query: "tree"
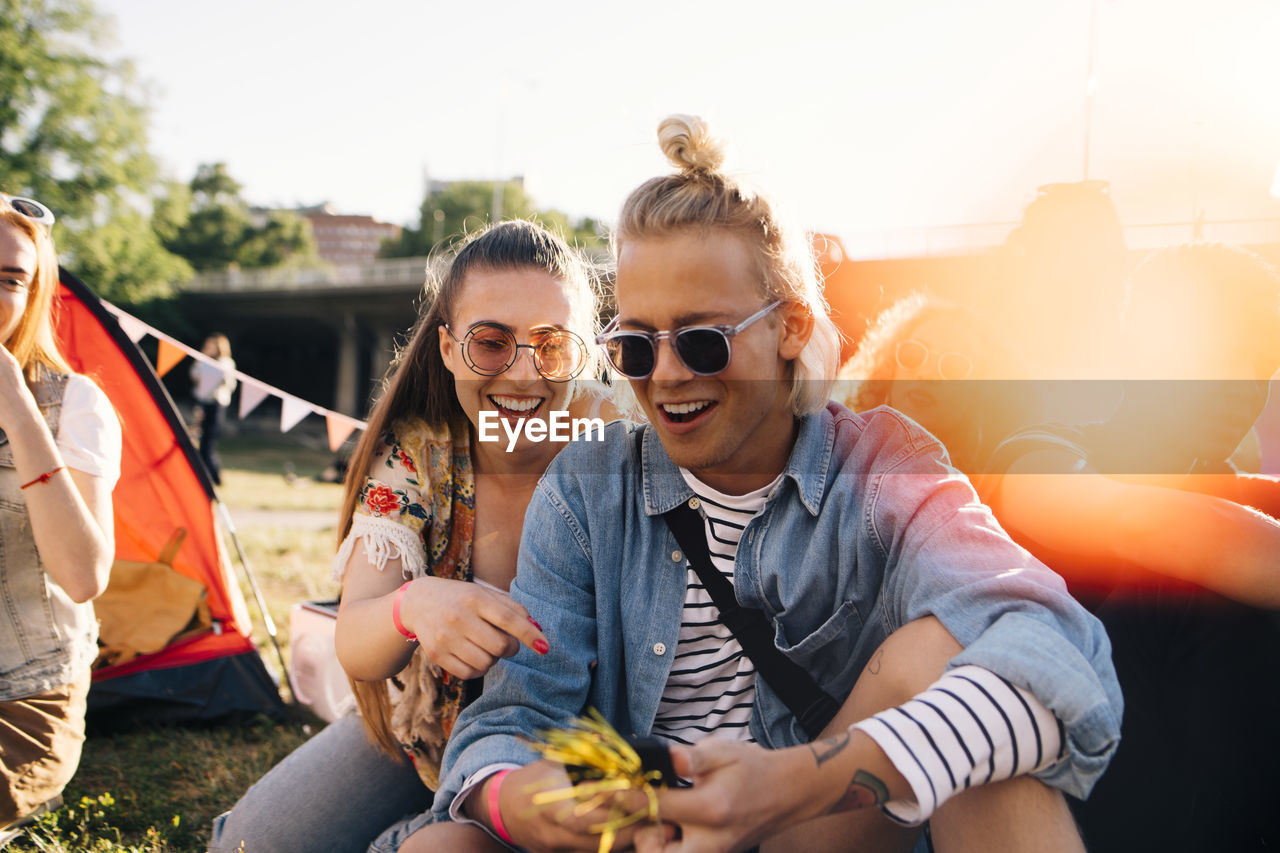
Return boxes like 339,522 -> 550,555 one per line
158,163 -> 318,271
381,180 -> 606,258
0,0 -> 191,302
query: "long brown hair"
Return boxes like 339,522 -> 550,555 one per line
0,201 -> 72,381
342,219 -> 599,755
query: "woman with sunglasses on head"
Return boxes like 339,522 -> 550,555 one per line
209,219 -> 616,853
839,293 -> 1032,476
0,195 -> 120,840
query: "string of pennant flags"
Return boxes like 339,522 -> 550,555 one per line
100,302 -> 368,453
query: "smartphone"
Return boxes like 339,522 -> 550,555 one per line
627,736 -> 678,787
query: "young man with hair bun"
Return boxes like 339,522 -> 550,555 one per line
416,117 -> 1121,853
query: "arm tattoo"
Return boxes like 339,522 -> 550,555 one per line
830,770 -> 890,813
867,648 -> 884,675
808,730 -> 851,767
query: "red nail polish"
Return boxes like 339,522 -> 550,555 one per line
533,639 -> 549,655
529,617 -> 542,631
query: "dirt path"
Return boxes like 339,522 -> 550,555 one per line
226,508 -> 337,531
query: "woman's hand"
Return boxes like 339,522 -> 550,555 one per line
0,343 -> 40,433
0,351 -> 115,601
336,538 -> 548,683
400,575 -> 548,679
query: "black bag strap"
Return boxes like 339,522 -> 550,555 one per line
660,497 -> 840,739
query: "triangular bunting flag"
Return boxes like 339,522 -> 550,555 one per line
156,340 -> 187,377
326,415 -> 359,452
280,396 -> 311,433
115,313 -> 149,343
238,380 -> 270,419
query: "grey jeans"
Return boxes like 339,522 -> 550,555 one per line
208,713 -> 436,853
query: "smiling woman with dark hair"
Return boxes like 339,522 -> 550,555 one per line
209,220 -> 616,853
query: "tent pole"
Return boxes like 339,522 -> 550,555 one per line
216,501 -> 295,701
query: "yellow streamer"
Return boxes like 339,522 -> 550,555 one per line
524,709 -> 668,853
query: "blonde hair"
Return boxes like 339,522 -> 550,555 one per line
0,200 -> 72,381
613,115 -> 840,415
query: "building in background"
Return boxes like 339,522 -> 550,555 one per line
296,203 -> 401,266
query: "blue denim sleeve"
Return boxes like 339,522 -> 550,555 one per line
866,414 -> 1123,800
432,478 -> 599,820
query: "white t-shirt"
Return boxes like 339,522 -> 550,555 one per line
57,374 -> 123,489
191,357 -> 237,407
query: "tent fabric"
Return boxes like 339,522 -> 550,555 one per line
52,270 -> 283,724
85,654 -> 284,733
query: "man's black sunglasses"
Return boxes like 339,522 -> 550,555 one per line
595,300 -> 782,380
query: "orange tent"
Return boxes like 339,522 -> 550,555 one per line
54,270 -> 283,728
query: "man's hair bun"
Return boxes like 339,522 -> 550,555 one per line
657,114 -> 725,175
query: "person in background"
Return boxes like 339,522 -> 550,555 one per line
838,293 -> 1034,475
190,334 -> 236,487
984,180 -> 1130,381
844,248 -> 1280,851
0,194 -> 120,842
982,243 -> 1280,852
209,219 -> 615,853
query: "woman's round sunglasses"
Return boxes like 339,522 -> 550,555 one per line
895,339 -> 973,380
595,300 -> 782,380
0,193 -> 55,227
445,322 -> 588,382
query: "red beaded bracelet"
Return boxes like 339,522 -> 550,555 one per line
488,768 -> 516,845
20,466 -> 65,490
392,580 -> 418,643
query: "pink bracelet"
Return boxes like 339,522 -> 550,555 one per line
391,581 -> 417,642
488,768 -> 515,845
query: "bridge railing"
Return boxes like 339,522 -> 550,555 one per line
186,218 -> 1280,291
185,256 -> 432,293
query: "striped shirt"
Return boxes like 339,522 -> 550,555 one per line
650,470 -> 780,747
852,664 -> 1066,825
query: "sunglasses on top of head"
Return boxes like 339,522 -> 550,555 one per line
444,322 -> 588,382
595,300 -> 782,380
894,339 -> 973,380
0,193 -> 55,228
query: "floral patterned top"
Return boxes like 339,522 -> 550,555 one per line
332,415 -> 476,789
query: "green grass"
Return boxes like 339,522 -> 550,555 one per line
15,720 -> 314,852
9,433 -> 346,853
216,435 -> 347,512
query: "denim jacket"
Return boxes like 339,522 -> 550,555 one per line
435,403 -> 1122,814
0,370 -> 98,699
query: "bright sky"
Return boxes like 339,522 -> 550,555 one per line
96,0 -> 1280,257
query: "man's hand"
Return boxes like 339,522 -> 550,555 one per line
468,759 -> 658,852
632,740 -> 816,853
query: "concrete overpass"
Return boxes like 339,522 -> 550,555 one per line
178,216 -> 1280,418
181,257 -> 431,417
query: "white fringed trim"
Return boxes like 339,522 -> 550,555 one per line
331,514 -> 427,582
